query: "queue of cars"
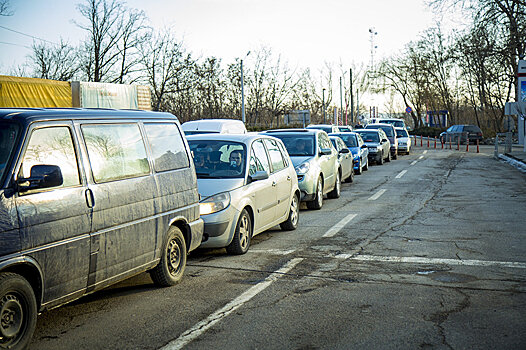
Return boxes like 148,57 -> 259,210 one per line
0,110 -> 410,349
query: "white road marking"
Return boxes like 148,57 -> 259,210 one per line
368,189 -> 386,201
250,249 -> 296,255
349,255 -> 526,269
395,170 -> 408,179
418,155 -> 424,160
423,150 -> 428,154
410,160 -> 418,166
160,258 -> 304,350
334,253 -> 354,259
322,213 -> 358,238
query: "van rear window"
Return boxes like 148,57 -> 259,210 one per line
144,123 -> 189,172
82,123 -> 150,183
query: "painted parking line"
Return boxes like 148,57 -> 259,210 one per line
368,189 -> 386,201
160,258 -> 304,350
423,150 -> 428,154
349,255 -> 526,269
395,170 -> 408,179
410,160 -> 418,166
322,213 -> 358,238
418,155 -> 424,160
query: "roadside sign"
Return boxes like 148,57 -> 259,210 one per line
405,106 -> 412,114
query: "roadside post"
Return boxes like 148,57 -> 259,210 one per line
477,139 -> 480,153
434,137 -> 437,149
420,135 -> 423,147
427,136 -> 430,148
466,132 -> 469,152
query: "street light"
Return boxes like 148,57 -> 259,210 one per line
241,51 -> 251,124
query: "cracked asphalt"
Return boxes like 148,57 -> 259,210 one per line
30,145 -> 526,350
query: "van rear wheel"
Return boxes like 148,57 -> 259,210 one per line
0,272 -> 37,350
150,227 -> 187,286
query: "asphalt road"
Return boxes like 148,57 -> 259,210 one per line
30,145 -> 526,350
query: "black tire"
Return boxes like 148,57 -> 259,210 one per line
355,161 -> 362,175
150,226 -> 187,286
346,168 -> 355,183
307,176 -> 323,210
393,151 -> 398,160
378,153 -> 384,165
0,272 -> 37,350
386,151 -> 391,162
226,209 -> 252,255
363,158 -> 369,171
280,193 -> 299,230
328,171 -> 341,199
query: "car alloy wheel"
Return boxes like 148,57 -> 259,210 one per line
227,209 -> 252,254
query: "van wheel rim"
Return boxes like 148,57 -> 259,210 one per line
167,239 -> 182,275
239,215 -> 250,249
0,294 -> 23,339
290,196 -> 299,226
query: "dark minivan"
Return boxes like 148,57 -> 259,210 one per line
0,108 -> 203,349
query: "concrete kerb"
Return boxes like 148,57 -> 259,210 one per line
498,153 -> 526,173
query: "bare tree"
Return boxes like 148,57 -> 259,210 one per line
29,40 -> 79,81
0,0 -> 12,16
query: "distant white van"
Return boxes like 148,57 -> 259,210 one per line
182,119 -> 247,135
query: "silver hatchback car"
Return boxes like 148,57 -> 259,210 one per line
262,129 -> 340,210
187,134 -> 300,255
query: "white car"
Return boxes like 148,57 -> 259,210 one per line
182,118 -> 247,135
395,127 -> 411,155
187,133 -> 300,254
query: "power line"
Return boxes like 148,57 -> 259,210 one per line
0,25 -> 59,46
0,41 -> 32,49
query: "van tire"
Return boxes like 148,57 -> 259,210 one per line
0,272 -> 37,350
280,193 -> 300,231
150,227 -> 187,286
226,209 -> 252,255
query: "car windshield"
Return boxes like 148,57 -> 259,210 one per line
357,131 -> 379,143
188,140 -> 246,178
0,122 -> 19,182
396,129 -> 409,138
307,125 -> 332,133
337,134 -> 358,147
271,135 -> 315,156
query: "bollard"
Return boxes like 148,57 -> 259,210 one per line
420,135 -> 423,147
427,136 -> 430,147
466,139 -> 469,152
434,137 -> 437,149
456,138 -> 460,150
441,137 -> 444,149
449,138 -> 452,149
476,139 -> 479,153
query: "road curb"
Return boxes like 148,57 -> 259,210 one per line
498,154 -> 526,173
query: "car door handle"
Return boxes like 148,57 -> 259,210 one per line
272,181 -> 277,187
85,189 -> 95,208
287,176 -> 291,181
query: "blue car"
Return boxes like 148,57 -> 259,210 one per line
329,132 -> 369,174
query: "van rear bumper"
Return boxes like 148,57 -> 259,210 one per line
188,218 -> 204,252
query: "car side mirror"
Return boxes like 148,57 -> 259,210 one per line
339,148 -> 350,154
361,144 -> 367,149
382,138 -> 388,143
17,164 -> 63,192
248,170 -> 269,183
320,148 -> 332,156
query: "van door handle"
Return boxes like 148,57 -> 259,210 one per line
85,189 -> 95,208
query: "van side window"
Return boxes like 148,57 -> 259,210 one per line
263,138 -> 286,173
144,123 -> 189,172
249,139 -> 270,176
82,123 -> 150,183
18,126 -> 80,189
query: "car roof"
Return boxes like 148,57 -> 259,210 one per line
328,131 -> 358,137
186,133 -> 279,143
0,108 -> 177,124
263,128 -> 320,135
366,123 -> 394,128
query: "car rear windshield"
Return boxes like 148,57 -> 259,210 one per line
396,129 -> 409,138
270,134 -> 315,156
356,131 -> 379,143
380,120 -> 405,128
0,122 -> 19,182
184,130 -> 220,135
366,125 -> 394,137
337,134 -> 358,147
188,140 -> 246,178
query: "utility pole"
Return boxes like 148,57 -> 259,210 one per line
340,76 -> 343,126
350,68 -> 354,125
322,88 -> 326,124
240,51 -> 250,124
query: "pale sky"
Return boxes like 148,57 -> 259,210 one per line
0,0 -> 445,73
